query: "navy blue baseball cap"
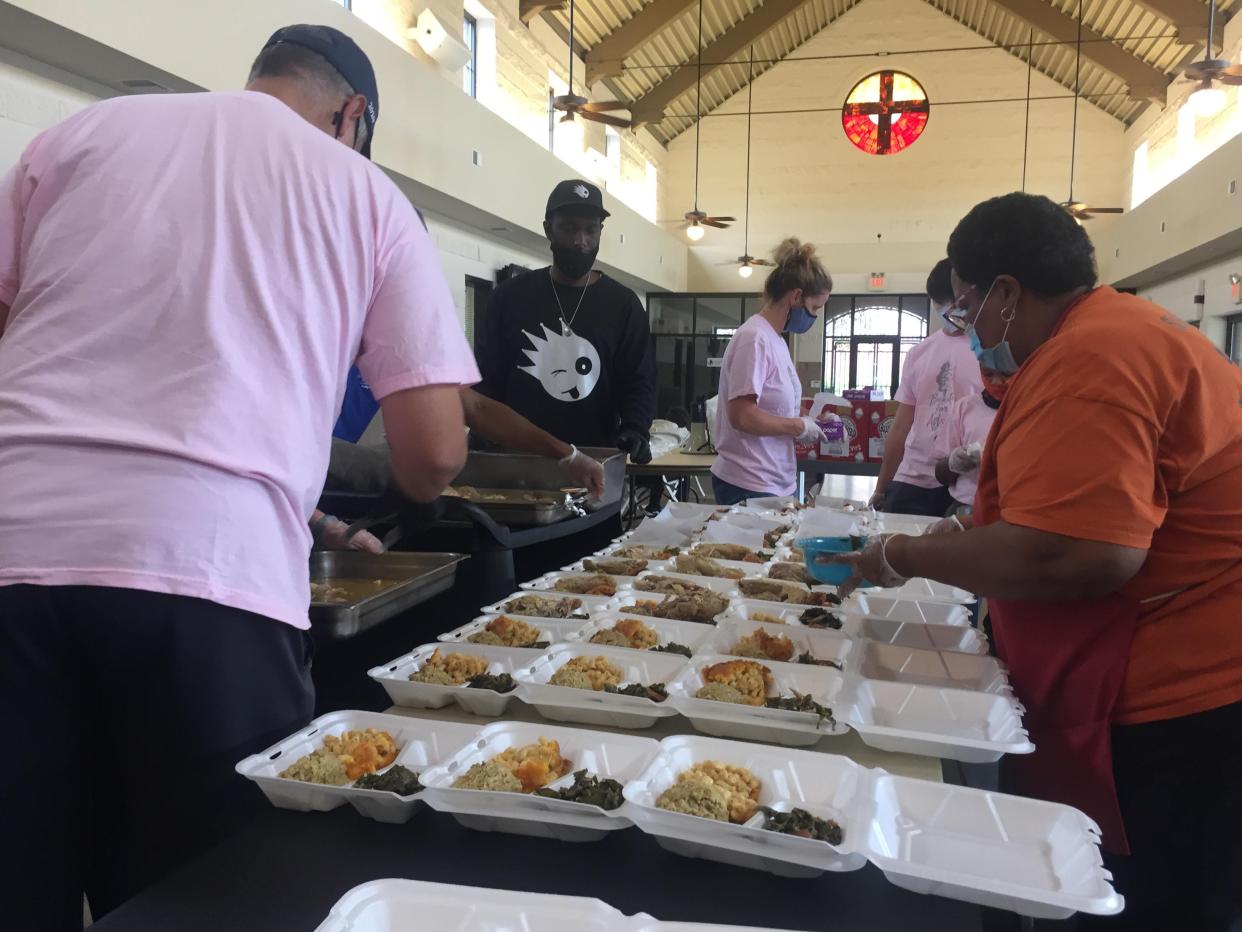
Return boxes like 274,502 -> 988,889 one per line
262,24 -> 379,159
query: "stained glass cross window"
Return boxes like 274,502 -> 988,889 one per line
842,71 -> 930,156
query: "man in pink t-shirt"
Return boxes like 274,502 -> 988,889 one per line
0,26 -> 479,924
935,374 -> 1002,516
872,259 -> 981,516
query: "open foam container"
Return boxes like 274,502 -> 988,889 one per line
514,642 -> 688,729
480,590 -> 610,617
628,569 -> 741,597
418,720 -> 659,842
624,734 -> 1122,918
369,642 -> 543,716
437,614 -> 587,646
567,611 -> 718,655
315,878 -> 800,932
235,710 -> 478,824
521,570 -> 635,596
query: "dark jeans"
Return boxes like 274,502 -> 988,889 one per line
710,474 -> 771,507
994,698 -> 1242,931
879,479 -> 954,517
0,584 -> 315,931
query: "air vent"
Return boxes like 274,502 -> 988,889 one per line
121,78 -> 170,92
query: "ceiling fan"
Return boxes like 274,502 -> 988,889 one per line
716,46 -> 774,277
663,1 -> 733,240
1060,1 -> 1123,221
1176,0 -> 1242,117
550,0 -> 633,128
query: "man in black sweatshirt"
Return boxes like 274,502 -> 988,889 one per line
474,180 -> 656,465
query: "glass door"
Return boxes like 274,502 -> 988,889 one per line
850,338 -> 899,395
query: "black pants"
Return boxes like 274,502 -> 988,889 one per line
1081,699 -> 1242,931
0,585 -> 315,931
711,474 -> 771,507
879,479 -> 953,517
994,699 -> 1242,932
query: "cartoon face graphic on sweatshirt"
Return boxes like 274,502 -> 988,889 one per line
518,323 -> 601,402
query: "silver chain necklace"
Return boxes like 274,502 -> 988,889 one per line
549,267 -> 594,337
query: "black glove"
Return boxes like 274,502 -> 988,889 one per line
617,428 -> 652,465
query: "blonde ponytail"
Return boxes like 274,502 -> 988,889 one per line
764,237 -> 833,301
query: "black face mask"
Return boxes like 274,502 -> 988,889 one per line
982,389 -> 1002,410
551,244 -> 597,280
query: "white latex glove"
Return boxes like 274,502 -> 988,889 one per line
947,442 -> 983,474
867,490 -> 886,509
795,416 -> 827,444
558,445 -> 606,500
816,533 -> 909,598
922,514 -> 966,536
318,516 -> 384,554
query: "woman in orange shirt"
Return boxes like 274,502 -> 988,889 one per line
833,193 -> 1242,930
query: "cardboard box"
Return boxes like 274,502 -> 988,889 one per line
867,400 -> 902,463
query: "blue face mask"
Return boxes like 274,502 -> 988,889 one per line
965,282 -> 1020,376
784,304 -> 818,334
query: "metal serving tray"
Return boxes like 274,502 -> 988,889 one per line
449,448 -> 627,525
308,551 -> 467,640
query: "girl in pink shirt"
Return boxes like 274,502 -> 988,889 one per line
711,239 -> 834,505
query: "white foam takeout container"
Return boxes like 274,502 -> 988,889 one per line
838,677 -> 1034,764
708,617 -> 854,669
437,614 -> 585,646
621,735 -> 1122,919
666,652 -> 851,747
418,720 -> 660,842
235,710 -> 478,824
313,878 -> 803,932
864,773 -> 1123,919
846,593 -> 973,626
562,556 -> 673,576
838,577 -> 976,605
480,590 -> 611,618
846,641 -> 1011,695
627,570 -> 741,598
368,642 -> 542,717
567,611 -> 717,655
515,643 -> 688,729
521,570 -> 634,596
852,617 -> 988,654
622,734 -> 871,877
663,554 -> 757,581
723,597 -> 850,631
602,592 -> 733,626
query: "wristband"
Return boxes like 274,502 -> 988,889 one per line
310,513 -> 336,541
557,444 -> 580,467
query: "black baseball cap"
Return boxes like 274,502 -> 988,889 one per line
545,180 -> 610,220
262,24 -> 379,159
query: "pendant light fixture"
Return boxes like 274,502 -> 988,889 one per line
722,45 -> 775,277
679,0 -> 733,239
1061,1 -> 1123,221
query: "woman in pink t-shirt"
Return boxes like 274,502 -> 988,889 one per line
711,239 -> 835,505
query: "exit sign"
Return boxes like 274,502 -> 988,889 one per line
867,272 -> 886,292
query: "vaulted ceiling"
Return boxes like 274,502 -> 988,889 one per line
527,0 -> 1237,144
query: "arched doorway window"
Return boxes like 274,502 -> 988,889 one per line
823,296 -> 929,396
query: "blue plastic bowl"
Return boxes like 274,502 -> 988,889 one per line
798,536 -> 872,587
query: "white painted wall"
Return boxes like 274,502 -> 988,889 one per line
661,0 -> 1126,293
1133,252 -> 1242,350
0,49 -> 106,170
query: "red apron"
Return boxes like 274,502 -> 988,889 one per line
985,595 -> 1136,854
973,322 -> 1137,854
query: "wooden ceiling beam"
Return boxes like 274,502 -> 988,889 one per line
628,0 -> 813,124
981,0 -> 1170,101
1127,0 -> 1210,43
585,0 -> 701,83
